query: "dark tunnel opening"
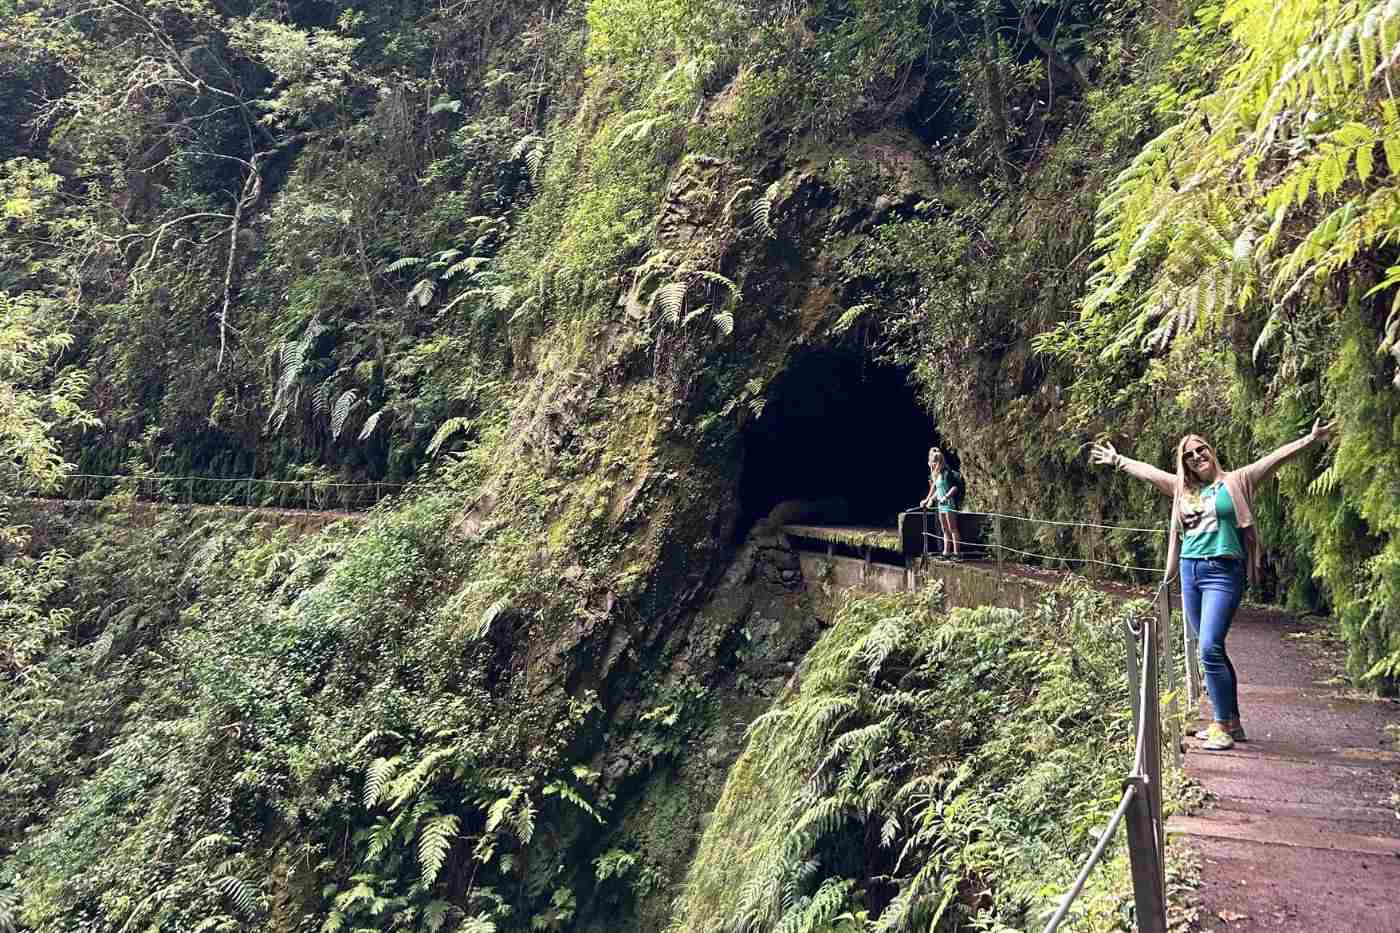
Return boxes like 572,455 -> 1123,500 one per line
737,350 -> 942,541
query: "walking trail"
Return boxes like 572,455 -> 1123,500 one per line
1170,605 -> 1400,932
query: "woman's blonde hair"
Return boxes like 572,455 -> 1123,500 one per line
1175,434 -> 1223,492
928,447 -> 944,473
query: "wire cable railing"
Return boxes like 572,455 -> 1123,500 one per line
8,472 -> 405,513
898,506 -> 1198,932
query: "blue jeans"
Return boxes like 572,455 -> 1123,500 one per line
1181,557 -> 1246,722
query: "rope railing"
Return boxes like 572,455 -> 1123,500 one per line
9,471 -> 406,513
900,506 -> 1194,932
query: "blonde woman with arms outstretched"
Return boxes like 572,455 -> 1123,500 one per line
1090,420 -> 1334,750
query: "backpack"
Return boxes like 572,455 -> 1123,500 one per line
946,469 -> 966,510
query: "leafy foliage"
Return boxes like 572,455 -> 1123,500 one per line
672,584 -> 1174,933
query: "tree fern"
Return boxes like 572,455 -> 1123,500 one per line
1081,0 -> 1400,364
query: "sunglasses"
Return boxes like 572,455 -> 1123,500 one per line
1184,445 -> 1211,461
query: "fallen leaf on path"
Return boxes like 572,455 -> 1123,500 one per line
1217,910 -> 1247,923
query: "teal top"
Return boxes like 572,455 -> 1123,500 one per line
934,472 -> 956,513
1179,480 -> 1245,560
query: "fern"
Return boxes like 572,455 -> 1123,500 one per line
751,180 -> 781,238
611,111 -> 667,148
186,832 -> 234,857
364,755 -> 401,809
0,889 -> 20,933
331,390 -> 359,440
829,304 -> 872,336
312,379 -> 333,417
384,256 -> 425,274
510,134 -> 546,184
407,278 -> 436,308
650,281 -> 688,325
460,916 -> 498,933
217,875 -> 260,917
426,416 -> 472,457
385,747 -> 456,810
423,901 -> 455,933
357,408 -> 386,442
542,779 -> 602,823
191,917 -> 237,933
418,814 -> 460,886
1081,0 -> 1400,365
475,597 -> 509,638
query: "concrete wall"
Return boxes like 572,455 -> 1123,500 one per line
796,552 -> 1054,611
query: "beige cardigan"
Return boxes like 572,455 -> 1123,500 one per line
1116,434 -> 1319,585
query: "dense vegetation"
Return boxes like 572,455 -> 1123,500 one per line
2,0 -> 1398,929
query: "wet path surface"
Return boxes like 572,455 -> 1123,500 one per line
1171,607 -> 1400,932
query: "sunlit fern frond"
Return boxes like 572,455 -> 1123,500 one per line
364,755 -> 402,809
650,281 -> 689,326
510,134 -> 546,184
357,408 -> 386,442
751,180 -> 781,238
217,875 -> 261,917
384,256 -> 425,274
427,416 -> 472,457
331,390 -> 359,440
442,255 -> 491,280
407,278 -> 436,308
830,303 -> 872,336
418,814 -> 460,887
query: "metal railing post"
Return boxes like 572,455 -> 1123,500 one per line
1122,775 -> 1168,933
1124,618 -> 1141,743
1144,610 -> 1166,901
994,513 -> 1003,582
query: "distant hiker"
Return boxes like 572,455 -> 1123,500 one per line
1090,420 -> 1335,751
920,448 -> 963,561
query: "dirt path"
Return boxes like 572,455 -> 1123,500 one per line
1171,606 -> 1400,932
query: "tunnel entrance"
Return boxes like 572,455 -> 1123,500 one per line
737,349 -> 940,541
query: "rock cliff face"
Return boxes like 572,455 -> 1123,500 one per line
16,3 -> 1315,929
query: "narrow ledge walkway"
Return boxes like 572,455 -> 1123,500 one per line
1171,606 -> 1400,932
